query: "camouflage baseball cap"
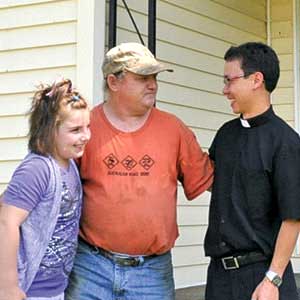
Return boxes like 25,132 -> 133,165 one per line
102,42 -> 173,78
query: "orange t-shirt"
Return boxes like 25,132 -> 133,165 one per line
79,105 -> 213,255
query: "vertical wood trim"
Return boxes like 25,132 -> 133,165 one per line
293,0 -> 300,132
267,0 -> 271,45
267,0 -> 274,104
77,0 -> 105,106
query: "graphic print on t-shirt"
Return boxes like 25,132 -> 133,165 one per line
104,153 -> 155,176
38,181 -> 80,277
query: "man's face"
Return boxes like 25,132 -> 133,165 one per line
222,60 -> 254,116
117,71 -> 158,114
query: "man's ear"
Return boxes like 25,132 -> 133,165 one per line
107,74 -> 121,92
253,71 -> 265,89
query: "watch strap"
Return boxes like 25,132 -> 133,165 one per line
265,270 -> 282,287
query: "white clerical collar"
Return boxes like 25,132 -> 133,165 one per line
240,118 -> 251,128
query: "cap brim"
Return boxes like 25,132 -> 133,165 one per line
125,63 -> 173,75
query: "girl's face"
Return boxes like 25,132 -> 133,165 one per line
54,109 -> 90,168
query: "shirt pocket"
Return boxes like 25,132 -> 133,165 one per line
236,166 -> 273,222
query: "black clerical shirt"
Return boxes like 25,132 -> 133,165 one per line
204,106 -> 300,258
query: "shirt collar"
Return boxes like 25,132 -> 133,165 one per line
239,106 -> 274,128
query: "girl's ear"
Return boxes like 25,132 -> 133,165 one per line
107,74 -> 121,92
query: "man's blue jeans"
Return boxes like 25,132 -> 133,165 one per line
65,239 -> 175,300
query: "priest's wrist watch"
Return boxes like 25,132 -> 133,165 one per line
265,270 -> 283,287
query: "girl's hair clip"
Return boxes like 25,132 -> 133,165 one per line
46,90 -> 54,97
46,76 -> 65,98
72,95 -> 80,101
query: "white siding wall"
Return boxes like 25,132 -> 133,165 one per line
0,0 -> 78,193
113,0 -> 267,288
271,0 -> 295,128
0,0 -> 104,194
271,0 -> 300,271
2,0 -> 297,291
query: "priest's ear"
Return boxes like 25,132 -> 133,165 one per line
252,71 -> 265,89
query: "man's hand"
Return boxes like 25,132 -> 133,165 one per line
251,277 -> 279,300
251,219 -> 299,300
0,285 -> 26,300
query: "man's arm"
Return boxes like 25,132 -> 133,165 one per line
251,219 -> 300,300
0,203 -> 28,300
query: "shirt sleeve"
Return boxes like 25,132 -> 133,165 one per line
209,135 -> 217,162
177,123 -> 214,200
3,157 -> 51,212
273,138 -> 300,220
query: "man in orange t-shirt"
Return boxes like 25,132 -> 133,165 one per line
66,42 -> 214,300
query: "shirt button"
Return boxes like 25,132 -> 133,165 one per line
220,241 -> 226,247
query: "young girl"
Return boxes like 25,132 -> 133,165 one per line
0,79 -> 90,300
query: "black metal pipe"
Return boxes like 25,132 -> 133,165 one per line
122,0 -> 145,45
148,0 -> 156,56
108,0 -> 117,49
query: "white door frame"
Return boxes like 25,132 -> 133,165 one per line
293,0 -> 300,133
77,0 -> 105,106
293,0 -> 300,258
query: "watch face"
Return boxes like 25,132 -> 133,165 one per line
273,276 -> 282,287
266,270 -> 282,287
